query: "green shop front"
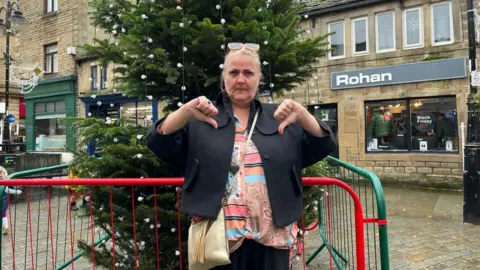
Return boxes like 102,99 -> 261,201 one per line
24,76 -> 76,154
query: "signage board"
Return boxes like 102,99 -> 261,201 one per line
331,57 -> 467,90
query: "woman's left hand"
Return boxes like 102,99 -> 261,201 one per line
274,99 -> 307,134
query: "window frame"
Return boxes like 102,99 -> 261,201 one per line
328,20 -> 346,60
352,17 -> 369,56
45,0 -> 58,14
91,65 -> 98,90
364,95 -> 458,154
375,11 -> 396,53
403,7 -> 424,49
100,66 -> 107,90
431,1 -> 454,46
44,43 -> 58,74
34,101 -> 66,115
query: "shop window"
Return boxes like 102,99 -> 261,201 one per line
35,118 -> 66,151
352,17 -> 368,55
34,100 -> 67,152
328,21 -> 345,59
403,7 -> 423,48
431,2 -> 453,46
121,101 -> 153,127
365,97 -> 458,153
375,11 -> 395,53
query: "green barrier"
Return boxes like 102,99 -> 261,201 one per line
55,234 -> 111,270
7,163 -> 70,179
306,156 -> 390,270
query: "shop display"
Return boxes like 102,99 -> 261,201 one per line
366,97 -> 458,153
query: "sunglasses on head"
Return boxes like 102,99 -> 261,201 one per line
227,42 -> 260,52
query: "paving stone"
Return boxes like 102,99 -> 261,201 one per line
2,185 -> 480,270
293,187 -> 480,270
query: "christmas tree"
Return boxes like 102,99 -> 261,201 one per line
69,0 -> 331,268
69,117 -> 189,269
69,117 -> 328,269
84,0 -> 328,110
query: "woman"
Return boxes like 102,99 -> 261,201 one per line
147,43 -> 336,270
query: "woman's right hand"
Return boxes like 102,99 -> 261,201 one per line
181,96 -> 219,129
157,96 -> 219,135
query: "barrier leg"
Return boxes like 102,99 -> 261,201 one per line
306,243 -> 325,265
331,245 -> 348,263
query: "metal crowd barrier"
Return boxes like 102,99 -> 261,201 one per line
303,156 -> 389,270
0,176 -> 376,270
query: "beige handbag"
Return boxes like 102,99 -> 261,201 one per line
188,110 -> 259,270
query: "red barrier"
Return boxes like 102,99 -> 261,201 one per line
0,177 -> 367,270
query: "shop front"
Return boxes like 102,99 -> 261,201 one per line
21,75 -> 77,166
24,76 -> 76,153
79,93 -> 160,155
322,57 -> 468,188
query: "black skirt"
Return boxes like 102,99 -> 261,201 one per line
211,239 -> 290,270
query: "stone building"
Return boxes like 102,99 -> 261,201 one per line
7,0 -> 162,161
9,0 -> 95,161
75,57 -> 163,157
293,0 -> 469,188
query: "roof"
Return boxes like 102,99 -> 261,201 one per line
306,0 -> 358,9
301,0 -> 391,15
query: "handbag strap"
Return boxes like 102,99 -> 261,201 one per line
224,109 -> 259,202
246,110 -> 259,146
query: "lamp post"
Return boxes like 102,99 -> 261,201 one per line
0,0 -> 24,145
464,0 -> 480,224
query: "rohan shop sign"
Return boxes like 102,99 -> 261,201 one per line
330,57 -> 467,90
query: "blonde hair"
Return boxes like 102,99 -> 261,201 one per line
220,47 -> 263,92
0,166 -> 8,179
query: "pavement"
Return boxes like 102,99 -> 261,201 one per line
297,186 -> 480,270
0,185 -> 479,269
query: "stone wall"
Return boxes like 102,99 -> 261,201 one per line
13,0 -> 80,76
282,0 -> 469,189
355,156 -> 463,189
11,0 -> 109,78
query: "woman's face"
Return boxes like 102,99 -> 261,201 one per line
224,55 -> 260,106
0,171 -> 6,179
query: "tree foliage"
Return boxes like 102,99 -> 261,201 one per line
69,0 -> 331,268
84,0 -> 328,110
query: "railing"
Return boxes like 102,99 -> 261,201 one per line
0,177 -> 374,270
8,163 -> 69,180
304,156 -> 389,270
